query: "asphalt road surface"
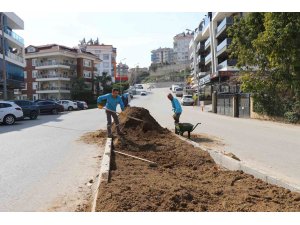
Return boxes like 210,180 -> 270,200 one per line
0,109 -> 107,211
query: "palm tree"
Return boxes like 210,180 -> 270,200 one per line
94,72 -> 112,95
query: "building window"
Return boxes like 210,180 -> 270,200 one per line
32,59 -> 37,66
32,82 -> 38,90
24,71 -> 27,79
27,47 -> 36,53
95,50 -> 101,54
84,59 -> 91,67
103,62 -> 110,68
22,83 -> 27,90
32,70 -> 38,78
83,70 -> 92,78
103,54 -> 109,60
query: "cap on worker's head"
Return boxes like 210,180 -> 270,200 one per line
167,93 -> 173,100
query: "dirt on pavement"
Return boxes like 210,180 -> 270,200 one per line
84,107 -> 300,212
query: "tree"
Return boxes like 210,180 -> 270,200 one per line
228,12 -> 300,117
94,72 -> 112,96
70,77 -> 94,103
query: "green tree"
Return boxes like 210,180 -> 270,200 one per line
228,12 -> 300,117
70,77 -> 94,103
94,72 -> 113,96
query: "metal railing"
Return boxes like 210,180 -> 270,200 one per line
36,74 -> 72,79
216,17 -> 234,37
4,29 -> 24,45
216,38 -> 232,53
205,38 -> 211,49
37,87 -> 70,91
217,59 -> 237,70
7,52 -> 24,63
205,53 -> 212,63
36,61 -> 75,67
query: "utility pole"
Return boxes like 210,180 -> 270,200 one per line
1,13 -> 7,100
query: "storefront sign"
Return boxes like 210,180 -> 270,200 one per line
199,74 -> 211,85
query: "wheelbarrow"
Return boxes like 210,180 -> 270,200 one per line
175,122 -> 201,139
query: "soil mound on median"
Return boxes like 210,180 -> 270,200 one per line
114,106 -> 166,133
94,107 -> 300,212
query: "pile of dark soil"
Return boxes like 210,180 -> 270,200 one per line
94,107 -> 300,212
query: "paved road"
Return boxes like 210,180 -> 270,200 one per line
132,87 -> 300,188
0,109 -> 107,211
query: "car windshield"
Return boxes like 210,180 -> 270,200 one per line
184,96 -> 192,99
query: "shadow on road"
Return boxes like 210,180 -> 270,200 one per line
0,113 -> 65,134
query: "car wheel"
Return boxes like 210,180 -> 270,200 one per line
4,115 -> 15,125
52,108 -> 58,115
68,106 -> 73,111
30,111 -> 38,120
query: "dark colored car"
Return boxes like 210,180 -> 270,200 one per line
11,100 -> 40,120
36,101 -> 64,114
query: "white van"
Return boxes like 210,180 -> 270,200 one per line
171,84 -> 180,93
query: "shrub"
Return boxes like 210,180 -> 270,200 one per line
284,111 -> 300,123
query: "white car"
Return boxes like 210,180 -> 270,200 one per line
0,101 -> 24,125
181,95 -> 194,106
175,87 -> 183,97
140,91 -> 147,96
57,100 -> 78,111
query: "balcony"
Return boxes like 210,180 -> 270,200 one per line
205,53 -> 212,65
204,38 -> 211,50
4,29 -> 24,45
217,59 -> 238,71
35,61 -> 73,70
197,55 -> 205,65
216,38 -> 232,57
196,43 -> 205,52
36,74 -> 72,81
215,17 -> 234,38
203,16 -> 210,31
7,51 -> 24,64
36,87 -> 70,94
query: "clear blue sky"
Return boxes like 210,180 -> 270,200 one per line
16,12 -> 205,68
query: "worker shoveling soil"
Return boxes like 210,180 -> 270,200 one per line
88,107 -> 300,212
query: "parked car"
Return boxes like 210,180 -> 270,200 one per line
0,101 -> 24,125
181,95 -> 194,106
36,101 -> 64,114
140,91 -> 147,96
34,99 -> 56,103
76,101 -> 88,110
10,100 -> 40,120
175,87 -> 183,97
56,100 -> 78,111
171,84 -> 180,93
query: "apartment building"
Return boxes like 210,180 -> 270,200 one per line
23,44 -> 100,100
173,32 -> 193,65
151,47 -> 174,65
0,12 -> 25,100
189,12 -> 244,94
85,44 -> 117,82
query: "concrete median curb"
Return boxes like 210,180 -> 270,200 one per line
91,137 -> 112,212
175,134 -> 300,193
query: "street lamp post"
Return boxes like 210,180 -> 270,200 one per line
1,13 -> 7,100
119,58 -> 126,93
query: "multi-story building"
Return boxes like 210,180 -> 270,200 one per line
22,44 -> 100,100
115,62 -> 129,82
173,32 -> 193,65
0,12 -> 25,100
151,47 -> 174,65
189,12 -> 245,94
85,44 -> 117,82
